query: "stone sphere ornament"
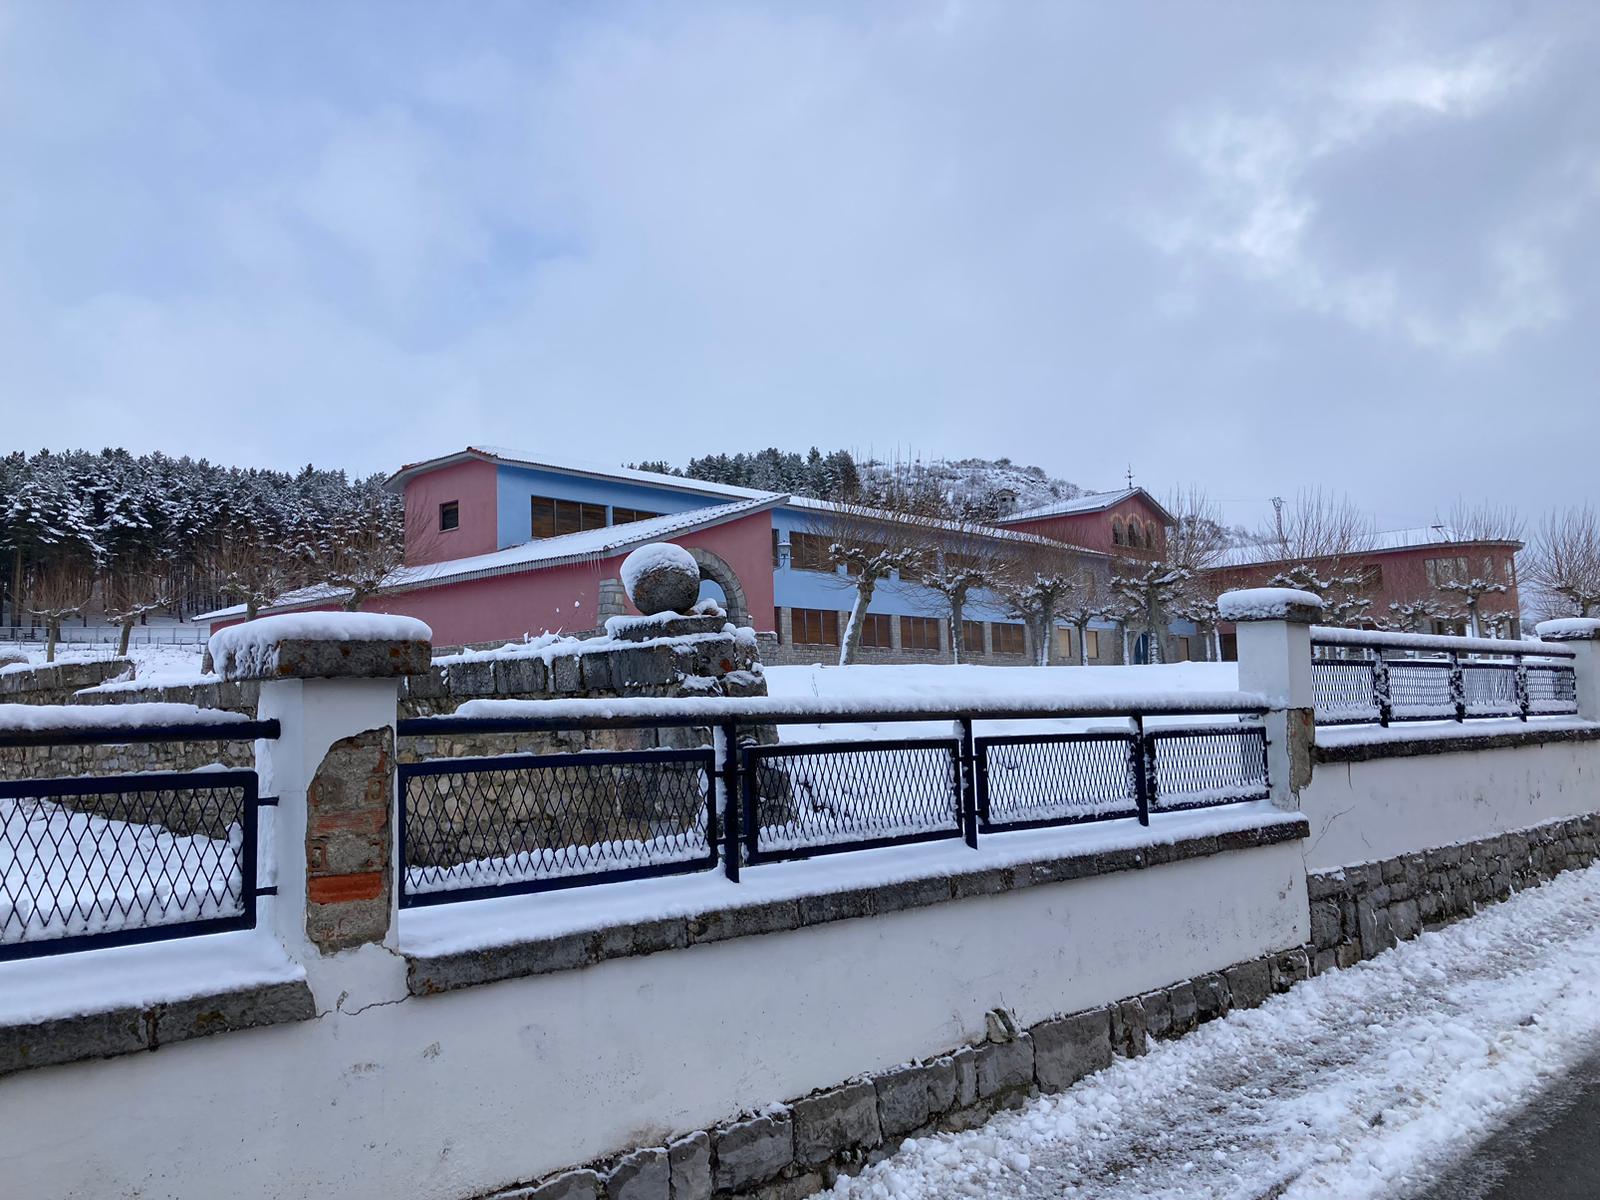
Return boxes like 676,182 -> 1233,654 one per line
620,542 -> 702,615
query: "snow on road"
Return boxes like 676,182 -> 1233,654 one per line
825,862 -> 1600,1200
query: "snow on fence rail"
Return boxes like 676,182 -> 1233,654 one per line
1308,626 -> 1578,728
394,698 -> 1273,904
0,715 -> 274,960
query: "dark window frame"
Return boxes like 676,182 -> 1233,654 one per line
438,501 -> 460,532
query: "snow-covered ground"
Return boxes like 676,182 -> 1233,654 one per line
825,862 -> 1600,1200
0,637 -> 208,686
763,662 -> 1242,742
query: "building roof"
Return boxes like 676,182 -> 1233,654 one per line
1213,525 -> 1524,570
196,495 -> 786,622
384,445 -> 772,503
993,487 -> 1176,526
777,495 -> 1110,557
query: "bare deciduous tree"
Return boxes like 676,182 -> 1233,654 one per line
916,520 -> 1018,664
104,560 -> 171,656
27,556 -> 96,662
1000,543 -> 1081,667
1056,567 -> 1120,665
204,527 -> 307,621
1112,559 -> 1192,664
307,492 -> 408,611
1525,505 -> 1600,619
1257,489 -> 1376,563
1384,594 -> 1458,634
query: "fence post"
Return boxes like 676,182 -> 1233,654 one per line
1448,652 -> 1466,722
958,717 -> 978,848
1221,588 -> 1321,811
1533,619 -> 1600,720
717,721 -> 742,882
218,615 -> 432,1009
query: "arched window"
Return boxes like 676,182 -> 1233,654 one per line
1126,520 -> 1141,548
1111,518 -> 1125,546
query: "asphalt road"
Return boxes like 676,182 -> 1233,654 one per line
1415,1048 -> 1600,1200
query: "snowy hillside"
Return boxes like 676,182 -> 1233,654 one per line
857,456 -> 1084,518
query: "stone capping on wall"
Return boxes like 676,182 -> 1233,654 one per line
0,979 -> 315,1078
1313,723 -> 1600,763
472,945 -> 1312,1200
405,817 -> 1310,996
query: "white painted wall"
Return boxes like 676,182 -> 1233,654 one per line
0,841 -> 1307,1200
1301,739 -> 1600,872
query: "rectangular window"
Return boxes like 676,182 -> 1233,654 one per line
611,507 -> 662,525
1054,626 -> 1073,660
859,613 -> 892,649
789,532 -> 835,573
1174,636 -> 1191,662
772,530 -> 782,567
1425,556 -> 1470,589
531,495 -> 607,539
1084,629 -> 1101,659
901,616 -> 942,652
790,608 -> 841,646
438,501 -> 459,532
992,623 -> 1026,655
961,620 -> 986,653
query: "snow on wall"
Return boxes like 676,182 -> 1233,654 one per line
1217,588 -> 1322,620
0,842 -> 1306,1200
207,613 -> 433,676
1301,732 -> 1600,872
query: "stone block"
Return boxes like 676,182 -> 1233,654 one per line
444,659 -> 496,695
746,1171 -> 825,1200
1167,982 -> 1198,1034
1312,948 -> 1337,976
797,889 -> 875,926
1139,990 -> 1173,1040
512,1169 -> 602,1200
974,1034 -> 1034,1099
1032,1010 -> 1112,1092
607,1149 -> 669,1200
923,1052 -> 969,1115
687,900 -> 800,944
615,647 -> 678,688
1195,974 -> 1230,1023
873,876 -> 951,915
713,1113 -> 793,1192
875,1064 -> 932,1137
1310,900 -> 1342,950
1391,899 -> 1422,941
1224,960 -> 1271,1011
1270,947 -> 1310,992
549,654 -> 582,693
1111,998 -> 1148,1057
792,1083 -> 882,1166
578,652 -> 616,692
495,658 -> 548,696
1357,901 -> 1396,960
667,1132 -> 711,1200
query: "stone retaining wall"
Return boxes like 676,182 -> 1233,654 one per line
1305,813 -> 1600,973
474,946 -> 1311,1200
0,659 -> 132,705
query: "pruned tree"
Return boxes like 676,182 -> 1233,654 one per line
1266,562 -> 1374,628
916,520 -> 1017,664
1437,568 -> 1508,638
104,560 -> 171,656
998,542 -> 1083,666
1384,595 -> 1457,634
1112,559 -> 1193,665
1056,568 -> 1121,665
808,477 -> 939,666
27,555 -> 96,662
1170,592 -> 1222,661
1525,505 -> 1600,619
204,527 -> 307,621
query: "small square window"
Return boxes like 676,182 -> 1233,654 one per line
439,501 -> 460,532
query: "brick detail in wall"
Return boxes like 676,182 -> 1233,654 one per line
305,726 -> 394,953
1306,813 -> 1600,974
470,947 -> 1311,1200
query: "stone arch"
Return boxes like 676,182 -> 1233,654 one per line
685,546 -> 750,626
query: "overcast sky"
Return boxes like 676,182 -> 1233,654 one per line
3,1 -> 1597,531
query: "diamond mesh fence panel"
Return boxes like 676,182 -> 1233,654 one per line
743,739 -> 961,860
1527,665 -> 1579,714
1386,660 -> 1457,718
1150,726 -> 1270,811
1461,663 -> 1518,716
978,733 -> 1137,830
1311,657 -> 1379,723
401,749 -> 715,902
0,772 -> 251,957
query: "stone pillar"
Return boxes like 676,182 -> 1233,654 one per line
1534,618 -> 1600,720
217,617 -> 432,1008
1221,588 -> 1322,811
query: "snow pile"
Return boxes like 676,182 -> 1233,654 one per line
435,623 -> 753,669
208,612 -> 432,675
827,860 -> 1600,1200
620,542 -> 699,596
2,796 -> 241,945
1217,588 -> 1323,620
1535,617 -> 1600,640
0,701 -> 250,733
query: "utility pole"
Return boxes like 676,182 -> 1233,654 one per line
1271,496 -> 1286,547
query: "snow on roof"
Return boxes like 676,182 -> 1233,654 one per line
385,445 -> 774,502
994,487 -> 1176,526
195,496 -> 787,622
1215,526 -> 1524,569
778,495 -> 1109,556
